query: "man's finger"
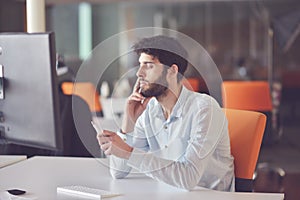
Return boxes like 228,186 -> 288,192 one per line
133,78 -> 141,92
141,96 -> 151,106
100,142 -> 111,151
99,136 -> 111,145
104,146 -> 112,156
102,130 -> 116,137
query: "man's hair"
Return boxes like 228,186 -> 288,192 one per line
132,35 -> 188,80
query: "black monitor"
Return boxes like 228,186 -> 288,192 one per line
0,32 -> 63,152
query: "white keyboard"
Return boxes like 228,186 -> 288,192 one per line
57,185 -> 120,199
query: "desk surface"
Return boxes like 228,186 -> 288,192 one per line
0,155 -> 27,168
0,156 -> 284,200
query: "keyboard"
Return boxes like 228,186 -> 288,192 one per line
57,185 -> 121,199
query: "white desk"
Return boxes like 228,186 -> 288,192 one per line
0,156 -> 284,200
0,155 -> 27,168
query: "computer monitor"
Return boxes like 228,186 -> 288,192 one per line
0,32 -> 63,152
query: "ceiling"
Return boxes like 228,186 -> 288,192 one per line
42,0 -> 286,5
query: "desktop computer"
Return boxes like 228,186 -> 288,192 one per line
0,32 -> 102,157
0,32 -> 63,154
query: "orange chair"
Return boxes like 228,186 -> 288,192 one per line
182,77 -> 200,92
224,108 -> 267,192
222,81 -> 273,111
182,77 -> 210,94
222,81 -> 276,144
61,82 -> 102,115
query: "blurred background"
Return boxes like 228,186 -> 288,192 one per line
0,0 -> 299,199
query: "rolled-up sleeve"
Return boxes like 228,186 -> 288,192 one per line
109,116 -> 149,179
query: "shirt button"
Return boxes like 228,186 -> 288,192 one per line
165,145 -> 168,148
164,125 -> 168,129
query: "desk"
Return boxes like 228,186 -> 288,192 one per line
0,155 -> 27,168
0,156 -> 284,200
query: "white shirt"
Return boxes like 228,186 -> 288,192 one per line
110,86 -> 235,191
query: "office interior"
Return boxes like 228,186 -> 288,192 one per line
0,0 -> 299,199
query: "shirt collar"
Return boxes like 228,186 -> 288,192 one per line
171,86 -> 190,119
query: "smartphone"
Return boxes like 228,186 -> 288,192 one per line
91,120 -> 103,133
7,189 -> 26,195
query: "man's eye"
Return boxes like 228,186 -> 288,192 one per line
146,63 -> 154,68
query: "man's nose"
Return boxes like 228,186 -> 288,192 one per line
136,66 -> 145,77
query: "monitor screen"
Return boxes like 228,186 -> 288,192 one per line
0,32 -> 63,151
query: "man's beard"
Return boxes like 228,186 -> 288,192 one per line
141,70 -> 168,98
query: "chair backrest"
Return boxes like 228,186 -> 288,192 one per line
223,108 -> 267,192
59,94 -> 102,157
182,78 -> 200,92
222,81 -> 273,111
61,82 -> 102,114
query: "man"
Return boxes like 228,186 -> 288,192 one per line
97,35 -> 235,191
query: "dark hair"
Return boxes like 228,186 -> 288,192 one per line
132,35 -> 188,80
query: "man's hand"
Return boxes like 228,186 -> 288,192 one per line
97,130 -> 133,159
122,78 -> 151,133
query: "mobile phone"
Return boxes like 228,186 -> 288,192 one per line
7,189 -> 26,195
91,120 -> 103,133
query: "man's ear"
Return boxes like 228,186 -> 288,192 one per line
168,64 -> 178,76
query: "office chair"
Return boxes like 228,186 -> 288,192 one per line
182,77 -> 209,95
221,81 -> 279,144
59,93 -> 103,157
222,81 -> 272,111
182,78 -> 200,92
61,82 -> 103,117
224,108 -> 267,192
253,162 -> 285,193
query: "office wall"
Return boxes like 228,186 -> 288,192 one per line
0,0 -> 25,32
92,4 -> 120,90
46,1 -> 299,81
47,4 -> 79,60
3,0 -> 296,96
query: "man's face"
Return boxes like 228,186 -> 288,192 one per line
136,53 -> 168,98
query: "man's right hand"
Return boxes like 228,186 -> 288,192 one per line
121,78 -> 151,133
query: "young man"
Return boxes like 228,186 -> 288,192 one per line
97,35 -> 235,191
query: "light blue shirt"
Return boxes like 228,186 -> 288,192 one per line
110,86 -> 235,191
